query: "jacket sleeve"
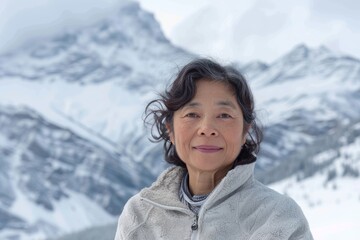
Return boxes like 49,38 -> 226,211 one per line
114,195 -> 140,240
114,195 -> 152,240
250,196 -> 314,240
114,199 -> 132,240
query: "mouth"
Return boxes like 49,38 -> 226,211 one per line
193,145 -> 223,153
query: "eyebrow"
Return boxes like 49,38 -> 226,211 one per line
184,100 -> 237,109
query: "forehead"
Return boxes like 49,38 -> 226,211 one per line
185,79 -> 239,107
193,79 -> 235,98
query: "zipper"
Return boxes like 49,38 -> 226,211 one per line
191,215 -> 199,230
190,214 -> 199,240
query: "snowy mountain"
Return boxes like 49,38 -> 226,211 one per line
0,1 -> 190,88
0,1 -> 359,239
0,105 -> 154,239
270,121 -> 360,239
0,0 -> 193,171
241,44 -> 360,176
0,1 -> 193,239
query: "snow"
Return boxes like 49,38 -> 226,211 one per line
0,76 -> 156,237
0,78 -> 152,152
7,188 -> 115,239
312,150 -> 338,165
271,174 -> 360,240
51,191 -> 115,233
270,137 -> 360,240
4,114 -> 116,239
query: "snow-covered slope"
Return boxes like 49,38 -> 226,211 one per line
270,122 -> 360,240
0,106 -> 156,239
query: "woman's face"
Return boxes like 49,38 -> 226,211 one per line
168,79 -> 247,175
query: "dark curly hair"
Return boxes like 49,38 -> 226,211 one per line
145,58 -> 263,167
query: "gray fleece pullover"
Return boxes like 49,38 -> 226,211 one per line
115,162 -> 313,240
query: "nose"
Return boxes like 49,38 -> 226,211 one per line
197,118 -> 218,137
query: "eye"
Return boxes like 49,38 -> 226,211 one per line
184,112 -> 199,118
218,113 -> 232,119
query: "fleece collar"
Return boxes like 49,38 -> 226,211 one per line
140,162 -> 255,211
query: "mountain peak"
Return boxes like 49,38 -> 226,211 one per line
251,42 -> 360,86
281,44 -> 338,64
0,0 -> 191,86
317,45 -> 331,53
292,43 -> 310,53
281,44 -> 310,64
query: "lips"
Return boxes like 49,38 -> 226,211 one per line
194,145 -> 223,153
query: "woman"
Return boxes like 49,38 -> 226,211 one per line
115,58 -> 313,240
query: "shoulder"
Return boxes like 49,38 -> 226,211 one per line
114,166 -> 186,239
245,180 -> 313,239
114,193 -> 149,239
121,165 -> 185,215
139,166 -> 185,202
247,180 -> 306,219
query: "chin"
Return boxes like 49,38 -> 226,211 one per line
191,161 -> 232,173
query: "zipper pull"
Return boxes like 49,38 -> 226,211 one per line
191,215 -> 198,231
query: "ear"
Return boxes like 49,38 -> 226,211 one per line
166,122 -> 174,144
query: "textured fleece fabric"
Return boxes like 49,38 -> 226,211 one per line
115,163 -> 314,240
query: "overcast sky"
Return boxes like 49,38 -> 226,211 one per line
0,0 -> 359,63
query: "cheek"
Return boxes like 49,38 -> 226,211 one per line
225,127 -> 245,146
173,125 -> 196,151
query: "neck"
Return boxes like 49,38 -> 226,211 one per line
187,167 -> 231,195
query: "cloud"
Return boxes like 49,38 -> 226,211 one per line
137,0 -> 209,37
1,0 -> 359,63
0,0 -> 130,54
170,0 -> 360,62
